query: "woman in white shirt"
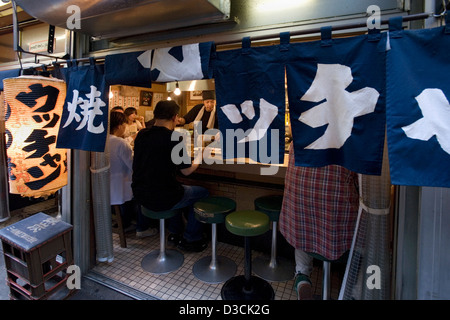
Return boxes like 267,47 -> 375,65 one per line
123,107 -> 145,146
109,111 -> 157,237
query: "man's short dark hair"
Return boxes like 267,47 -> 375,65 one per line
110,111 -> 127,133
111,106 -> 124,112
153,100 -> 180,120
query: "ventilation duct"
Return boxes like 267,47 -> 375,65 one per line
14,0 -> 231,39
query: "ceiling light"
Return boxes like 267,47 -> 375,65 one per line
256,0 -> 310,12
174,81 -> 181,96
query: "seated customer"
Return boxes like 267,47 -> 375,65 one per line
109,111 -> 157,238
132,100 -> 209,252
111,106 -> 124,113
123,107 -> 145,145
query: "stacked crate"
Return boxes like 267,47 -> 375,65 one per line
0,212 -> 74,300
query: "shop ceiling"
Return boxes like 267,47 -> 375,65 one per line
0,0 -> 415,67
12,0 -> 232,40
9,0 -> 406,44
0,2 -> 35,31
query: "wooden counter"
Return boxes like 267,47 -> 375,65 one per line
198,152 -> 288,184
178,150 -> 288,211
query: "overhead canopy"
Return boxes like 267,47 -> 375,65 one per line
14,0 -> 231,39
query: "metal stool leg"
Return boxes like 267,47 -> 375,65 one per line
322,261 -> 331,300
253,221 -> 295,281
243,236 -> 253,293
269,222 -> 278,268
193,223 -> 236,283
221,236 -> 274,300
141,219 -> 184,274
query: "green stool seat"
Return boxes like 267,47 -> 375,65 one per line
225,210 -> 269,237
140,207 -> 184,274
194,196 -> 236,224
254,194 -> 283,221
253,195 -> 295,282
141,207 -> 179,220
221,210 -> 274,300
193,197 -> 237,284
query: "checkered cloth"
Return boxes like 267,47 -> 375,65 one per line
279,145 -> 359,261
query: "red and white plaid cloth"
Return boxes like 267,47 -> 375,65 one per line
279,145 -> 359,261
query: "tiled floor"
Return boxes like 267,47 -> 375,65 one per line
91,230 -> 345,300
0,199 -> 345,301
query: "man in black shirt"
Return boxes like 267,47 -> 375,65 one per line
132,100 -> 209,252
177,90 -> 218,134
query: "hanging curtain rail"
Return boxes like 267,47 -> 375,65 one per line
217,12 -> 434,46
61,12 -> 436,65
15,11 -> 435,67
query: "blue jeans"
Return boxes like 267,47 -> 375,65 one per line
167,185 -> 209,242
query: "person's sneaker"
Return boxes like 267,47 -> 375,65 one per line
167,233 -> 181,247
294,273 -> 313,300
136,228 -> 158,238
177,237 -> 208,252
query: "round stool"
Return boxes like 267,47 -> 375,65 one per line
221,210 -> 275,300
140,207 -> 184,274
253,195 -> 295,281
192,196 -> 237,284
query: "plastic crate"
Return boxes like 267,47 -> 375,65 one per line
0,212 -> 74,300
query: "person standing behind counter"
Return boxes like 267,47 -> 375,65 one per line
132,100 -> 209,252
109,111 -> 158,238
177,90 -> 218,134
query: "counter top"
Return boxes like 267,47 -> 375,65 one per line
198,151 -> 288,178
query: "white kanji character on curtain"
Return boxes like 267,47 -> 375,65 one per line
62,89 -> 82,128
220,98 -> 278,143
151,44 -> 203,82
77,85 -> 106,134
402,88 -> 450,155
62,85 -> 106,134
299,63 -> 380,149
